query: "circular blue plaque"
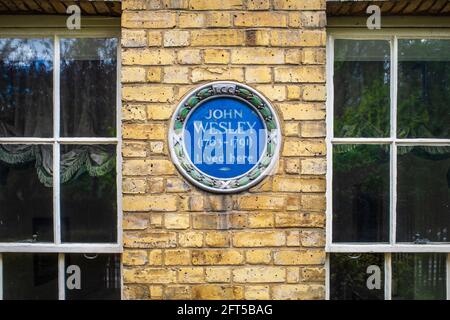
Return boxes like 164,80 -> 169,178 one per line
169,82 -> 281,193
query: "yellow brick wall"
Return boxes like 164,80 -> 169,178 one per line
121,0 -> 327,300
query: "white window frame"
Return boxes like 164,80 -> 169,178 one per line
0,23 -> 122,300
326,28 -> 450,300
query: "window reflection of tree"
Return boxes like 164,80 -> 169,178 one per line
0,38 -> 53,137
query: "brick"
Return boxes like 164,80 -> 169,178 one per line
287,267 -> 300,283
192,250 -> 244,265
278,103 -> 325,120
205,267 -> 231,283
285,158 -> 300,174
275,212 -> 325,228
124,231 -> 177,248
282,139 -> 326,156
122,123 -> 166,140
245,286 -> 270,299
255,85 -> 286,102
191,30 -> 245,46
123,86 -> 174,102
301,194 -> 326,212
165,285 -> 191,299
231,48 -> 284,64
246,249 -> 272,264
123,178 -> 147,194
178,267 -> 204,283
301,230 -> 325,247
205,195 -> 233,212
245,30 -> 270,46
274,66 -> 325,83
123,159 -> 176,176
149,141 -> 164,154
122,11 -> 176,29
147,31 -> 162,46
179,12 -> 231,28
122,0 -> 161,10
247,212 -> 274,228
234,12 -> 287,27
233,267 -> 285,283
165,213 -> 190,229
204,49 -> 230,64
164,30 -> 190,47
149,285 -> 164,299
191,214 -> 229,229
273,0 -> 325,10
123,285 -> 148,300
192,285 -> 244,300
124,268 -> 177,284
237,195 -> 285,210
284,122 -> 299,136
124,213 -> 149,230
122,142 -> 147,157
191,67 -> 244,83
122,29 -> 147,48
123,195 -> 178,212
179,231 -> 204,247
147,104 -> 174,120
149,250 -> 163,265
123,250 -> 148,266
165,249 -> 191,265
286,230 -> 301,246
301,267 -> 325,282
272,177 -> 325,192
161,0 -> 189,9
177,49 -> 202,64
184,195 -> 205,212
302,48 -> 326,65
301,121 -> 326,138
245,67 -> 272,83
274,250 -> 325,265
233,231 -> 285,247
300,11 -> 327,28
270,30 -> 326,47
166,177 -> 191,192
247,0 -> 270,10
205,232 -> 230,247
189,0 -> 243,10
163,66 -> 190,84
146,67 -> 162,82
122,49 -> 175,66
301,158 -> 326,175
303,84 -> 326,101
121,67 -> 146,83
287,195 -> 301,211
272,284 -> 325,300
288,12 -> 301,28
285,50 -> 301,64
122,103 -> 146,120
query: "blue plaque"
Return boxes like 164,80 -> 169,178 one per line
169,82 -> 281,193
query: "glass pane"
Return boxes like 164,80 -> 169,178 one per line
60,38 -> 117,137
333,144 -> 390,242
397,146 -> 450,243
334,40 -> 390,138
392,253 -> 446,300
0,144 -> 53,242
65,254 -> 121,300
330,253 -> 384,300
398,39 -> 450,138
60,144 -> 117,243
0,38 -> 53,137
3,253 -> 58,300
